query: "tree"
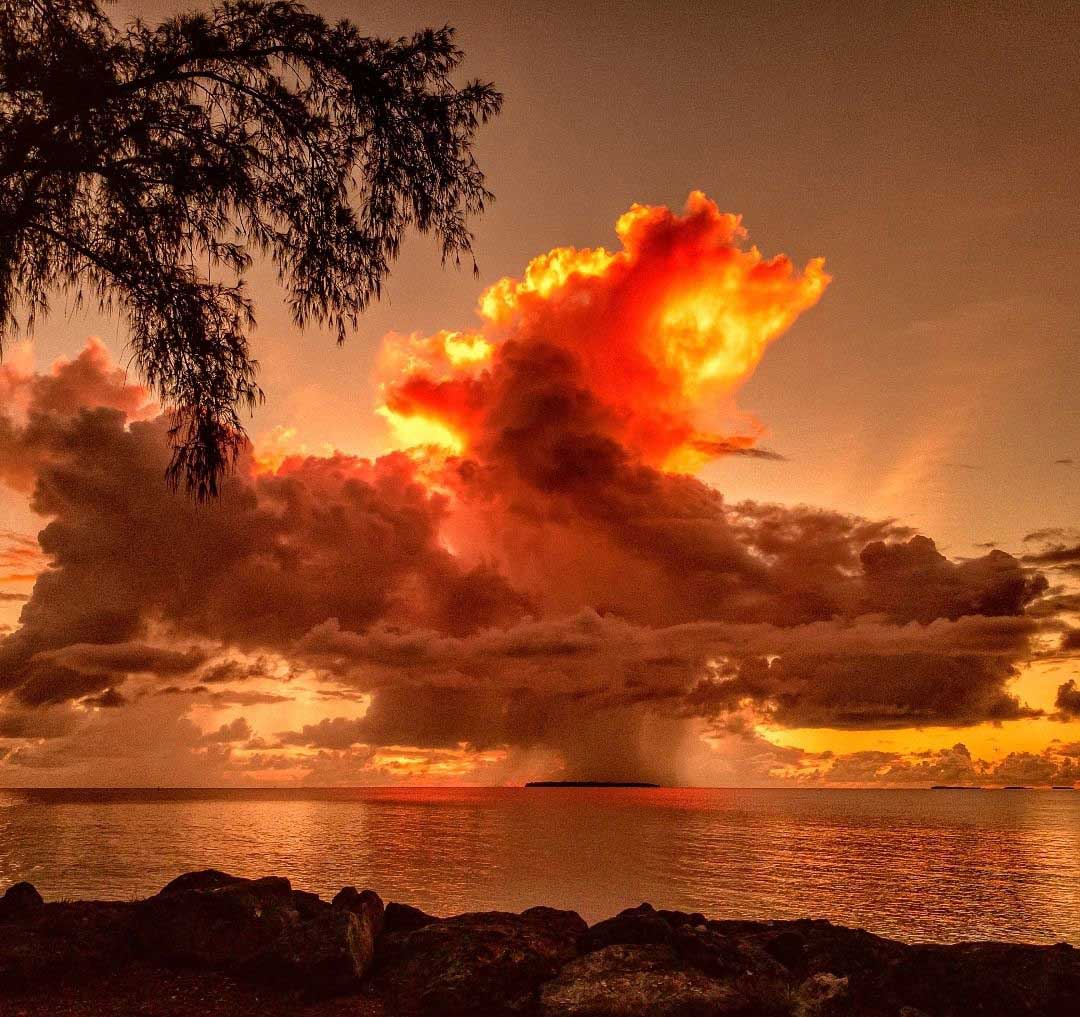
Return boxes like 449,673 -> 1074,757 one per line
0,0 -> 502,497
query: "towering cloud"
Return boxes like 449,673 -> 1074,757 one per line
0,195 -> 1072,786
378,191 -> 828,473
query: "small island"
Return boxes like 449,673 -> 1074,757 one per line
525,781 -> 661,788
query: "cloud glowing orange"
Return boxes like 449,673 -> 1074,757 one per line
379,191 -> 829,471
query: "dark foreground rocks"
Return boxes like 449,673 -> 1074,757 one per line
1,879 -> 1078,1017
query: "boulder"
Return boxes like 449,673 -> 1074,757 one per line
671,922 -> 787,983
0,882 -> 44,921
583,902 -> 675,950
237,905 -> 377,995
895,941 -> 1080,1017
157,869 -> 251,895
384,900 -> 439,934
332,885 -> 385,936
376,906 -> 587,1016
790,972 -> 848,1017
714,920 -> 1080,1017
538,943 -> 752,1017
133,873 -> 301,970
292,888 -> 328,919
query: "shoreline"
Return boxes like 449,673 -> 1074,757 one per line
2,871 -> 1078,1016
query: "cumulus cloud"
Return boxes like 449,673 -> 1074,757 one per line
1056,680 -> 1080,718
199,717 -> 253,744
818,741 -> 1080,788
0,194 -> 1074,786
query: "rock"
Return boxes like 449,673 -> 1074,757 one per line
0,901 -> 135,990
671,922 -> 787,983
0,882 -> 44,921
157,869 -> 248,895
894,941 -> 1080,1017
384,900 -> 439,934
133,874 -> 301,970
158,870 -> 293,899
376,906 -> 587,1016
765,930 -> 806,970
237,905 -> 376,995
538,943 -> 751,1017
722,920 -> 1080,1017
583,903 -> 675,950
791,972 -> 848,1017
133,871 -> 388,994
332,886 -> 385,936
658,908 -> 708,928
292,888 -> 327,919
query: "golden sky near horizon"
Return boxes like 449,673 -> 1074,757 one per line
0,1 -> 1078,786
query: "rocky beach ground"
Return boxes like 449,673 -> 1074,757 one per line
0,871 -> 1076,1016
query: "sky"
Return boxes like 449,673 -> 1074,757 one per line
0,0 -> 1078,786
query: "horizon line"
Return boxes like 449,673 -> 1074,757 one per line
2,784 -> 1075,792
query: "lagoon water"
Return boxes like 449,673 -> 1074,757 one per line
1,786 -> 1077,945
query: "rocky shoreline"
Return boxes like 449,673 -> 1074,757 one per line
0,872 -> 1076,1016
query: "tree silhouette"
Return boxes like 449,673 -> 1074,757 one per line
0,0 -> 501,497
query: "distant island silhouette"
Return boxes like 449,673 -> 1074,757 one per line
525,781 -> 661,788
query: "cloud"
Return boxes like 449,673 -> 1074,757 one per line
82,688 -> 127,708
0,194 -> 1073,786
199,717 -> 253,744
378,192 -> 828,476
156,685 -> 293,706
0,703 -> 80,739
0,348 -> 525,710
818,741 -> 1080,787
279,716 -> 367,750
0,530 -> 46,583
1056,679 -> 1080,718
1020,532 -> 1080,584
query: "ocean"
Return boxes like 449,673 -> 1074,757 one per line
1,786 -> 1077,944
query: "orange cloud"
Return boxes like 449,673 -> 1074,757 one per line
378,192 -> 829,472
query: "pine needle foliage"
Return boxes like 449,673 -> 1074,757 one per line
0,0 -> 502,497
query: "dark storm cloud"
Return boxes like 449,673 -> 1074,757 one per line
858,537 -> 1047,622
0,340 -> 1070,783
278,716 -> 367,750
706,652 -> 1036,730
8,642 -> 206,705
1020,531 -> 1080,581
198,657 -> 280,684
0,345 -> 527,709
1025,544 -> 1080,567
81,688 -> 127,708
199,717 -> 253,744
156,685 -> 293,706
0,704 -> 79,739
1025,592 -> 1080,618
1056,680 -> 1080,719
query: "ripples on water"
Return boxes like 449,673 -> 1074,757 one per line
0,787 -> 1077,944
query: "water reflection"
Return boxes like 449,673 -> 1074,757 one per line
0,787 -> 1076,943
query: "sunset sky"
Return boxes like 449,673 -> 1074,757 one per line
1,1 -> 1077,787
